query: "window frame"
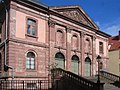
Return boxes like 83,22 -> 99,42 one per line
26,52 -> 36,70
99,42 -> 104,54
26,17 -> 38,38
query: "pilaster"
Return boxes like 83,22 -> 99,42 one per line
92,36 -> 97,75
81,32 -> 85,76
48,19 -> 56,66
66,27 -> 72,71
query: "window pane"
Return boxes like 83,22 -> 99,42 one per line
31,60 -> 34,65
32,27 -> 35,35
26,60 -> 30,65
31,58 -> 34,60
31,65 -> 34,69
27,25 -> 31,34
26,65 -> 30,69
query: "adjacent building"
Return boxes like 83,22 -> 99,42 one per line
0,0 -> 110,80
108,31 -> 120,76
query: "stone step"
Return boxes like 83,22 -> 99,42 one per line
104,83 -> 120,90
84,76 -> 120,90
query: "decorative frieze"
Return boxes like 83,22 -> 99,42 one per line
59,10 -> 91,26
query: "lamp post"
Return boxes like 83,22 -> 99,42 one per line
96,55 -> 101,83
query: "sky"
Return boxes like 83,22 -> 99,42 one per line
39,0 -> 120,36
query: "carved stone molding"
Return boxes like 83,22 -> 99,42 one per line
93,36 -> 96,41
81,32 -> 86,37
48,20 -> 56,27
59,10 -> 91,26
66,27 -> 72,33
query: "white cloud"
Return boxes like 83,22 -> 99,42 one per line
99,17 -> 120,36
102,25 -> 120,36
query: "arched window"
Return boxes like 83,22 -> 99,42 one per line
84,56 -> 91,76
56,30 -> 63,46
55,52 -> 65,69
26,52 -> 35,70
71,55 -> 79,74
72,35 -> 78,50
85,38 -> 91,53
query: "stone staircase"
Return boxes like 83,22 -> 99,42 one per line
104,83 -> 120,90
51,68 -> 120,90
86,71 -> 120,90
87,77 -> 120,90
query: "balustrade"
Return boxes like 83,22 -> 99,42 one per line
100,71 -> 120,82
51,68 -> 104,90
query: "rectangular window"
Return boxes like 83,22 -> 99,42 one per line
26,18 -> 37,36
99,42 -> 104,54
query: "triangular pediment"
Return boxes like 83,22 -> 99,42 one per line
50,6 -> 98,29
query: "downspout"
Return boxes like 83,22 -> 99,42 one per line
1,0 -> 14,88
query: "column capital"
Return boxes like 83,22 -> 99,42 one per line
93,36 -> 96,41
48,20 -> 56,27
66,26 -> 72,33
81,32 -> 86,37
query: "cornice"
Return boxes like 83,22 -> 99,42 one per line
12,0 -> 49,14
9,38 -> 49,48
9,0 -> 111,38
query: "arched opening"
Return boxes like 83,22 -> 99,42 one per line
71,55 -> 79,74
84,56 -> 91,76
55,52 -> 65,69
26,52 -> 35,70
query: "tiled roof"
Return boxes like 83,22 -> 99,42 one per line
109,35 -> 120,51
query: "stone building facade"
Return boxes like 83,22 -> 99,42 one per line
0,0 -> 110,80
